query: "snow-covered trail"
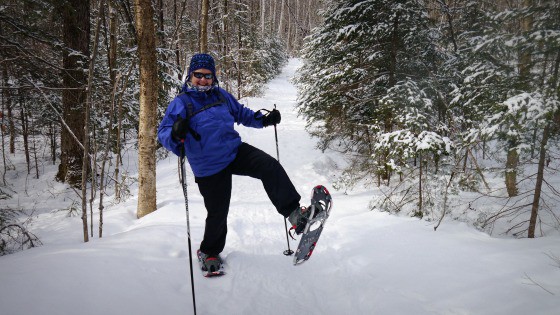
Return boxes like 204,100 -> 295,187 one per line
1,59 -> 559,315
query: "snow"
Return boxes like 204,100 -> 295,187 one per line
2,59 -> 560,315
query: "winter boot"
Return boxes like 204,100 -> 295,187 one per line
288,205 -> 311,235
197,250 -> 222,273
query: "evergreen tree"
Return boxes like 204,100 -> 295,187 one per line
451,0 -> 560,236
296,0 -> 451,191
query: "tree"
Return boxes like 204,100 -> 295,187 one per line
200,0 -> 210,52
55,0 -> 90,187
451,0 -> 560,237
297,0 -> 448,176
0,0 -> 318,253
295,0 -> 456,219
134,0 -> 158,218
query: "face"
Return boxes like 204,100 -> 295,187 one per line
191,68 -> 214,87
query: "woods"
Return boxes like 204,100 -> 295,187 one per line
296,0 -> 560,238
1,0 -> 319,251
1,0 -> 560,255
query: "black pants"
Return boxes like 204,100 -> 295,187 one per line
195,142 -> 301,256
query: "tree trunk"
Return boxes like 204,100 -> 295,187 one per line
117,0 -> 137,45
222,0 -> 229,90
237,21 -> 242,99
278,0 -> 285,37
261,0 -> 265,34
157,0 -> 165,46
56,0 -> 90,187
519,0 -> 533,84
271,0 -> 277,35
50,123 -> 56,165
99,74 -> 119,238
109,2 -> 118,87
528,125 -> 549,238
505,144 -> 518,197
135,0 -> 158,219
506,0 -> 533,198
81,0 -> 105,242
115,95 -> 123,201
286,2 -> 291,53
1,90 -> 6,185
20,102 -> 30,175
200,0 -> 209,52
389,12 -> 399,87
2,66 -> 15,154
418,154 -> 423,217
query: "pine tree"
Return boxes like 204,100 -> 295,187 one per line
451,0 -> 560,236
297,1 -> 450,180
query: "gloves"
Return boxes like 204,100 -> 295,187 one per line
262,109 -> 281,127
171,117 -> 190,141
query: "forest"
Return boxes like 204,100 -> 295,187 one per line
1,0 -> 560,255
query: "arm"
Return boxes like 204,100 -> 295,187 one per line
157,98 -> 186,156
219,88 -> 265,128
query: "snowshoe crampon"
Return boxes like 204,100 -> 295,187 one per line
293,185 -> 332,265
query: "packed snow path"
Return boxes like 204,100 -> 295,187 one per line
1,59 -> 560,315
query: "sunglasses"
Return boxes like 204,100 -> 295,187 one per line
193,72 -> 214,80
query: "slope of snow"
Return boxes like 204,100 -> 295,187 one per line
1,59 -> 559,315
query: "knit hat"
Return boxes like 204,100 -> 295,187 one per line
187,53 -> 217,82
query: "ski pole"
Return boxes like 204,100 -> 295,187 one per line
273,104 -> 294,256
179,143 -> 197,315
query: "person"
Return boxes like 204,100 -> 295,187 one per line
157,53 -> 310,273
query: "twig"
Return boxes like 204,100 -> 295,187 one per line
523,273 -> 555,295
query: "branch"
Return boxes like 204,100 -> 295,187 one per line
523,273 -> 555,295
26,78 -> 121,188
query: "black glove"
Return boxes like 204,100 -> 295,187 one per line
171,117 -> 190,141
262,109 -> 281,127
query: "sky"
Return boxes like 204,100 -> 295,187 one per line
1,59 -> 559,315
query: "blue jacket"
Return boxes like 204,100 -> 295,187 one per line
158,85 -> 264,177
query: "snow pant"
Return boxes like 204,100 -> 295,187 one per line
195,142 -> 301,256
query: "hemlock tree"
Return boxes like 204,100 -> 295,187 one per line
452,0 -> 560,237
296,0 -> 452,217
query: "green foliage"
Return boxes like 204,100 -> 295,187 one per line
452,1 -> 560,157
237,32 -> 288,97
296,0 -> 452,186
297,0 -> 560,236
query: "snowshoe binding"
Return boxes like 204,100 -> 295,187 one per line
197,250 -> 225,277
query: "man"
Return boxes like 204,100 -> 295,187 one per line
157,53 -> 309,273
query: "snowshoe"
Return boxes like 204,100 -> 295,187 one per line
197,250 -> 225,277
293,185 -> 332,265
